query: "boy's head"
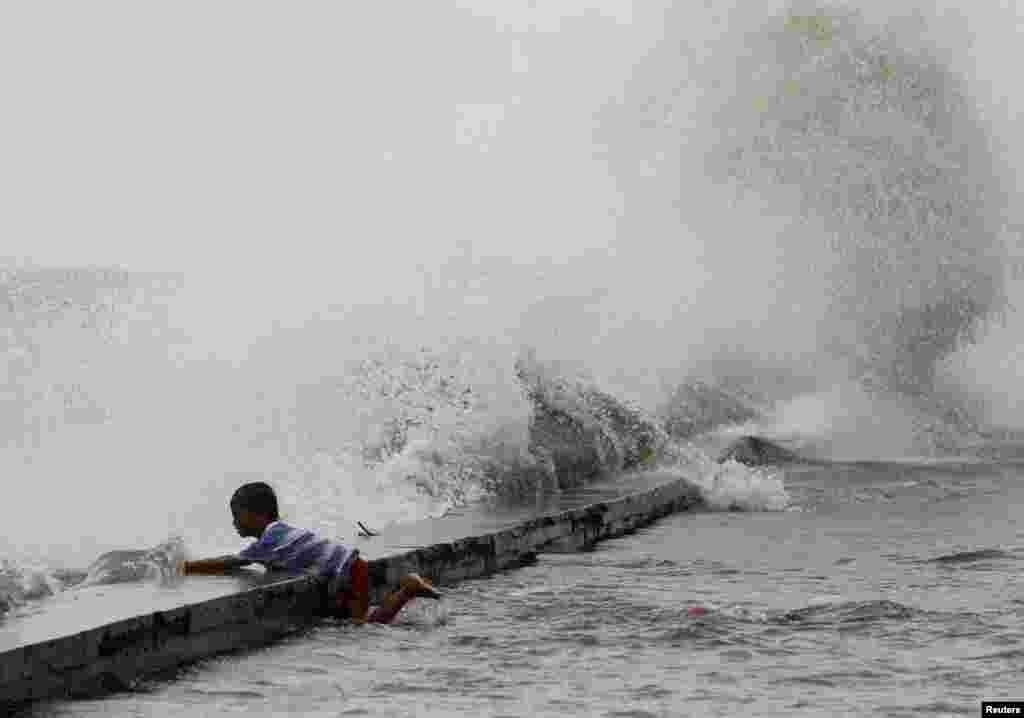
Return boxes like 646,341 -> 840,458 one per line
229,482 -> 279,538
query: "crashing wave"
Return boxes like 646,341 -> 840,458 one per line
78,536 -> 186,588
661,444 -> 790,512
347,347 -> 791,518
513,349 -> 668,487
607,1 -> 1017,455
657,380 -> 762,441
712,3 -> 1011,398
716,435 -> 807,466
358,347 -> 675,513
0,559 -> 63,616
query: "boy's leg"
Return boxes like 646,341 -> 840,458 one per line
346,558 -> 371,624
366,573 -> 441,624
399,573 -> 442,600
366,591 -> 408,624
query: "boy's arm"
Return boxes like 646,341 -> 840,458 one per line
178,556 -> 252,575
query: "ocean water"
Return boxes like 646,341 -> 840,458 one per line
4,0 -> 1024,714
13,457 -> 1024,717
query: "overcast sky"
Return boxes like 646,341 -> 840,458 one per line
0,3 -> 651,300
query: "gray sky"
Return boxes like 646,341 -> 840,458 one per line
1,3 -> 645,293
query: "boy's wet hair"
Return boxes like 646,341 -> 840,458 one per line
230,482 -> 280,520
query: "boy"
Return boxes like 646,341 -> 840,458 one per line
179,482 -> 440,624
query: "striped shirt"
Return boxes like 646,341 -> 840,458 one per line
238,522 -> 358,587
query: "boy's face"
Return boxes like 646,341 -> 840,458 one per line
230,503 -> 272,538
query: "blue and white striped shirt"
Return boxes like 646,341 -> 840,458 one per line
238,522 -> 357,585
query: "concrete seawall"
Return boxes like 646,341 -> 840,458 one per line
0,471 -> 703,710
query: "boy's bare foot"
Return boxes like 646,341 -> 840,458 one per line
399,573 -> 441,600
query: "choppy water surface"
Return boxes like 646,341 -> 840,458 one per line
5,1 -> 1024,714
19,459 -> 1024,718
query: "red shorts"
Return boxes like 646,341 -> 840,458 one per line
323,557 -> 370,619
322,558 -> 408,624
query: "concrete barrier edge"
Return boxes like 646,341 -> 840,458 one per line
1,474 -> 703,709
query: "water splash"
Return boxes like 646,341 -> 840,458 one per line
662,443 -> 790,512
0,535 -> 190,615
603,1 -> 1018,453
78,535 -> 187,588
0,559 -> 62,615
335,348 -> 669,520
710,3 -> 1012,397
324,348 -> 788,518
